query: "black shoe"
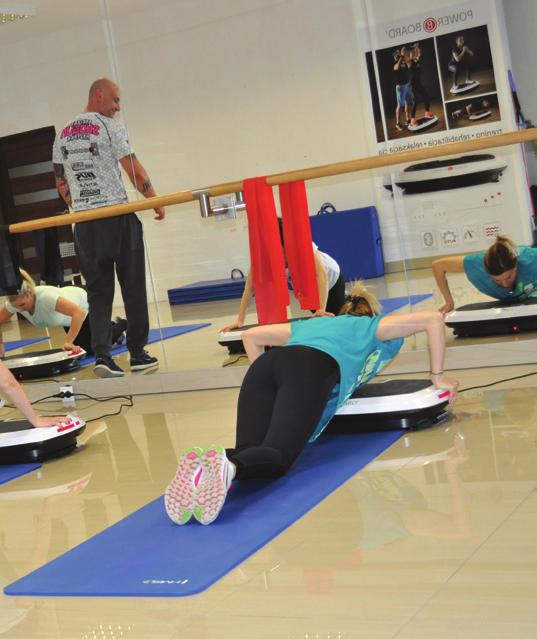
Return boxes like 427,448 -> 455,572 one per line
94,356 -> 125,378
395,123 -> 403,131
130,351 -> 159,371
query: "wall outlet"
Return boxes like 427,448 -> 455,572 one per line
59,384 -> 75,404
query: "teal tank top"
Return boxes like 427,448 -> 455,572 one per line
463,246 -> 537,300
287,314 -> 403,441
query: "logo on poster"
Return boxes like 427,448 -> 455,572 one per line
423,17 -> 437,33
421,231 -> 436,248
462,225 -> 480,244
484,222 -> 501,239
384,9 -> 474,40
441,228 -> 459,247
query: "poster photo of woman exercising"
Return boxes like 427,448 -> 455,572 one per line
436,25 -> 497,101
370,37 -> 446,140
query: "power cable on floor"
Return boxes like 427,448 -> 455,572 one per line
1,391 -> 134,424
460,370 -> 537,393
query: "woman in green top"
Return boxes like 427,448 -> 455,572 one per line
165,281 -> 458,526
432,236 -> 537,313
0,269 -> 126,359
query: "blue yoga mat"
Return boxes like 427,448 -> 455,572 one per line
81,324 -> 210,366
380,294 -> 431,314
0,464 -> 41,485
5,337 -> 48,352
5,431 -> 401,597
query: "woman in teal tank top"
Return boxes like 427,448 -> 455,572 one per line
432,236 -> 537,313
164,282 -> 458,526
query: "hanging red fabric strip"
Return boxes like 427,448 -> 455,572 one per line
279,181 -> 320,310
243,177 -> 289,324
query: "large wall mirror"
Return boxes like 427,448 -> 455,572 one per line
0,0 -> 534,388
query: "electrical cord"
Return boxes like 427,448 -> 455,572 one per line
84,397 -> 134,423
459,370 -> 537,393
222,354 -> 248,367
1,391 -> 134,423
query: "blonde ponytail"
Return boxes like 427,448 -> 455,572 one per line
338,280 -> 381,317
8,268 -> 36,302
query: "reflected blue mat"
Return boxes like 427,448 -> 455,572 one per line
5,337 -> 48,352
0,464 -> 41,485
380,294 -> 432,314
5,431 -> 401,597
81,324 -> 211,366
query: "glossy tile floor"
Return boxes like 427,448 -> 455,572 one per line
2,361 -> 537,638
2,266 -> 537,637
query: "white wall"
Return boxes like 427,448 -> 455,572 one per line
111,0 -> 383,300
1,0 -> 384,301
502,0 -> 537,183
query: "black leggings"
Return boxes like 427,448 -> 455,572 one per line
410,81 -> 431,118
326,272 -> 346,315
308,271 -> 346,316
63,317 -> 127,355
451,60 -> 472,86
226,346 -> 340,480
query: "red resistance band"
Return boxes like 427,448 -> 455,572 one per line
279,181 -> 320,310
243,177 -> 289,324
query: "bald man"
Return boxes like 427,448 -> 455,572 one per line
52,78 -> 165,378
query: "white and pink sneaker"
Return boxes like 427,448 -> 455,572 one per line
193,446 -> 234,525
164,447 -> 203,525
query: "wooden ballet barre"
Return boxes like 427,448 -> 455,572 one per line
9,127 -> 537,234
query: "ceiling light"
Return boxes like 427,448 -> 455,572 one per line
0,4 -> 35,24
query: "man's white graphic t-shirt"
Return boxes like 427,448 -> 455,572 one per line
52,112 -> 132,212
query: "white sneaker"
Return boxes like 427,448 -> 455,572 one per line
164,447 -> 203,525
193,446 -> 234,525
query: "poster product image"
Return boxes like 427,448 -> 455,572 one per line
368,38 -> 446,140
450,80 -> 480,95
436,25 -> 497,100
382,154 -> 507,195
446,93 -> 500,129
359,1 -> 532,263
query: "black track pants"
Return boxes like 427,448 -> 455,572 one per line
226,346 -> 340,480
74,214 -> 149,359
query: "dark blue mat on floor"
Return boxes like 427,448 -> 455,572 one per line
81,324 -> 211,366
168,278 -> 247,304
0,464 -> 41,485
168,278 -> 293,305
5,337 -> 48,352
380,294 -> 432,314
5,431 -> 402,597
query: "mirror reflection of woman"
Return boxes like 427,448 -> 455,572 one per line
0,269 -> 126,359
432,236 -> 537,313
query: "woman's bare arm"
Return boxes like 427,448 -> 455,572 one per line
431,255 -> 465,313
376,311 -> 458,402
241,323 -> 291,363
